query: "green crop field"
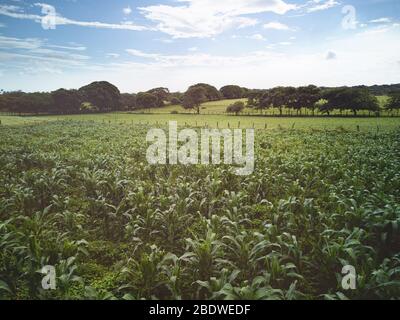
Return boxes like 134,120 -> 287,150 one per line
0,119 -> 399,300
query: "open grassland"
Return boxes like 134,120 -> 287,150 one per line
0,121 -> 399,300
1,113 -> 400,132
132,99 -> 249,114
132,96 -> 392,116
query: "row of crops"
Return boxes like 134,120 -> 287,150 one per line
0,122 -> 399,300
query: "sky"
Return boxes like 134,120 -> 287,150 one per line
0,0 -> 399,93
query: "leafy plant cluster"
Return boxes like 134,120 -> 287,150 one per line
0,122 -> 399,300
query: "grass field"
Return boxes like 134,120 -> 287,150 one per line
132,99 -> 249,114
1,112 -> 400,133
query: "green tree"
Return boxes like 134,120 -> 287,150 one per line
247,90 -> 265,108
147,88 -> 170,108
220,85 -> 243,99
321,88 -> 379,116
386,92 -> 400,115
188,83 -> 221,101
79,81 -> 121,112
226,101 -> 245,115
259,87 -> 296,116
120,93 -> 137,110
182,86 -> 207,114
52,89 -> 81,114
136,92 -> 158,109
294,85 -> 321,116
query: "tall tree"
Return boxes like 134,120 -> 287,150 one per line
52,89 -> 81,114
182,86 -> 207,114
386,92 -> 400,115
220,85 -> 243,99
147,87 -> 170,108
79,81 -> 121,112
120,93 -> 137,110
321,88 -> 379,116
295,85 -> 321,116
188,83 -> 221,101
136,92 -> 158,109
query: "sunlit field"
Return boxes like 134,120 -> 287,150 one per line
2,0 -> 400,307
0,120 -> 399,300
1,113 -> 399,133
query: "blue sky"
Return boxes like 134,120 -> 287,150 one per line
0,0 -> 399,92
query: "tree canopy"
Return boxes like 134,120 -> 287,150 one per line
188,83 -> 221,101
182,86 -> 207,114
79,81 -> 121,112
220,85 -> 244,99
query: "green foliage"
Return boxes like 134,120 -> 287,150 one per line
321,88 -> 379,115
136,92 -> 158,109
386,92 -> 400,112
220,85 -> 244,99
226,101 -> 245,115
188,84 -> 222,102
0,122 -> 399,300
182,87 -> 207,114
78,81 -> 121,112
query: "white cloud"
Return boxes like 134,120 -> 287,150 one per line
47,44 -> 87,51
139,0 -> 296,38
0,35 -> 42,50
0,3 -> 148,31
0,34 -> 91,79
263,22 -> 291,30
126,49 -> 161,59
307,0 -> 340,13
356,23 -> 399,36
369,17 -> 391,24
4,27 -> 400,93
249,34 -> 267,41
123,6 -> 132,15
188,47 -> 198,52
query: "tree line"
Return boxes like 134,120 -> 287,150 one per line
0,81 -> 399,116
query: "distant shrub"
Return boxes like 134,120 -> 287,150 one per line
226,101 -> 245,115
